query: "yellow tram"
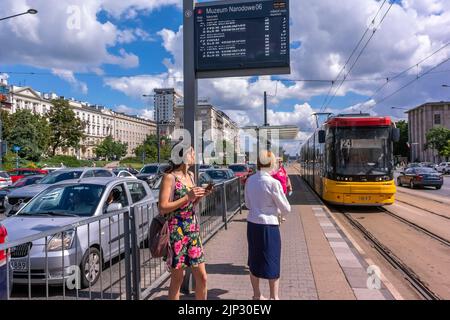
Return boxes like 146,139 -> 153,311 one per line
299,114 -> 400,206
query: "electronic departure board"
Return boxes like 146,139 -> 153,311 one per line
195,0 -> 290,78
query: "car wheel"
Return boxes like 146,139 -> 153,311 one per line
410,181 -> 415,189
80,247 -> 102,288
436,186 -> 442,190
396,178 -> 403,187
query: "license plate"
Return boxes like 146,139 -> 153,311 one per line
11,261 -> 28,271
359,196 -> 372,201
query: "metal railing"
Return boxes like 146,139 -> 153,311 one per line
0,178 -> 244,300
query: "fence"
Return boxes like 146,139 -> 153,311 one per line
0,178 -> 244,300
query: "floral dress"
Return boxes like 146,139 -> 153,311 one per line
166,174 -> 205,270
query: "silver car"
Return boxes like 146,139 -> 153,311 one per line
4,168 -> 114,216
1,177 -> 154,288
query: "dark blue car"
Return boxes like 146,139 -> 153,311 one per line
0,175 -> 44,212
0,224 -> 12,300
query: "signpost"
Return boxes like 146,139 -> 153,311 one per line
182,0 -> 290,293
195,0 -> 290,78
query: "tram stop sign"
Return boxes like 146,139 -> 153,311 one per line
195,0 -> 290,78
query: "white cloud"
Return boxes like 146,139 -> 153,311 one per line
51,69 -> 88,94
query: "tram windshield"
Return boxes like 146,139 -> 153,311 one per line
335,127 -> 393,176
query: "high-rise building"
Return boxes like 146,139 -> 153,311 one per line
153,88 -> 182,137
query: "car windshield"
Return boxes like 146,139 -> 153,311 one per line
140,166 -> 158,174
415,168 -> 437,174
229,165 -> 247,173
0,172 -> 9,178
38,171 -> 83,184
335,127 -> 393,176
207,170 -> 228,180
18,184 -> 105,217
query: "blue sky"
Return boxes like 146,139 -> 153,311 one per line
1,0 -> 450,153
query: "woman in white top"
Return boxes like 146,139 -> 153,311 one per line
245,151 -> 291,300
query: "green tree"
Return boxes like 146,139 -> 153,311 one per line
94,136 -> 128,161
48,98 -> 85,156
425,126 -> 450,157
8,109 -> 51,161
0,109 -> 12,141
394,120 -> 409,159
442,140 -> 450,159
134,135 -> 171,163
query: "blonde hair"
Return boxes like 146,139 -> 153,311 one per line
257,151 -> 277,171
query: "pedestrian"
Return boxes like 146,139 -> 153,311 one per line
245,151 -> 291,300
271,157 -> 292,222
158,142 -> 210,300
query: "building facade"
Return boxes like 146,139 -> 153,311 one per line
407,101 -> 450,163
175,102 -> 241,164
0,81 -> 156,160
153,88 -> 182,137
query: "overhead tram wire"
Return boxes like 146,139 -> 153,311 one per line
370,55 -> 450,109
323,1 -> 395,111
319,0 -> 388,112
355,41 -> 450,112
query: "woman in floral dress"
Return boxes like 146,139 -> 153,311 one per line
159,144 -> 209,300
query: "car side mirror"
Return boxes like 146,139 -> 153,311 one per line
392,128 -> 400,143
318,130 -> 326,144
106,203 -> 122,213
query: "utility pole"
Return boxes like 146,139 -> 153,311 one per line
143,94 -> 160,163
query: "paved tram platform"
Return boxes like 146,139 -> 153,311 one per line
149,167 -> 395,300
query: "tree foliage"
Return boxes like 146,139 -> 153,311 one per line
394,120 -> 409,158
6,109 -> 51,161
48,98 -> 85,156
425,126 -> 450,157
134,135 -> 171,163
94,136 -> 128,161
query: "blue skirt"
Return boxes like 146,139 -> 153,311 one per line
247,222 -> 281,280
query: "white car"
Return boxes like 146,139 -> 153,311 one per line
0,172 -> 13,189
436,162 -> 450,174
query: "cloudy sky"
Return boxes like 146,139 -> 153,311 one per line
1,0 -> 449,154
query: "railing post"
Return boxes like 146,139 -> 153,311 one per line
222,184 -> 228,230
123,210 -> 132,300
129,206 -> 141,300
238,178 -> 243,215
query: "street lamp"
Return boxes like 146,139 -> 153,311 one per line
442,84 -> 450,88
142,94 -> 160,163
0,9 -> 38,22
391,107 -> 409,111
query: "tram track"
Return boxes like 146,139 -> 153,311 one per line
379,206 -> 450,247
336,207 -> 441,300
394,196 -> 450,221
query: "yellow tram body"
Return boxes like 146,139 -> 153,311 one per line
300,115 -> 399,206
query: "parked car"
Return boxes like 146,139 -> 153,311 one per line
0,172 -> 13,189
111,167 -> 139,175
41,167 -> 65,173
0,175 -> 44,212
406,163 -> 422,169
436,162 -> 450,174
199,165 -> 214,171
397,167 -> 443,189
228,164 -> 251,184
1,177 -> 154,288
205,169 -> 235,185
247,163 -> 257,175
0,223 -> 12,300
7,168 -> 48,183
3,168 -> 114,216
150,172 -> 214,200
111,169 -> 137,179
136,163 -> 170,185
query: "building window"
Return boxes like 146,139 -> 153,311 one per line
434,114 -> 441,125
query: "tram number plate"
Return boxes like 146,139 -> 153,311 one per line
359,196 -> 372,201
